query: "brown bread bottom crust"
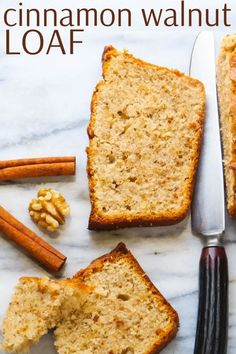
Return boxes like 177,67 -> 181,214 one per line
88,212 -> 187,230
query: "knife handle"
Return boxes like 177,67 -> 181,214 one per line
194,246 -> 228,354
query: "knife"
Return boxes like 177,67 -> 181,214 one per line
190,31 -> 228,354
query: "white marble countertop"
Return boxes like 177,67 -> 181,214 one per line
0,1 -> 236,353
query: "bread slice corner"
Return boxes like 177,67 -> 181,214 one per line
87,46 -> 205,230
55,242 -> 179,354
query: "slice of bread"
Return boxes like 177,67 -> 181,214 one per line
217,35 -> 236,216
87,46 -> 205,230
1,277 -> 89,353
54,243 -> 179,354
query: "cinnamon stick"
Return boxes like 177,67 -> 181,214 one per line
0,156 -> 76,180
0,206 -> 67,272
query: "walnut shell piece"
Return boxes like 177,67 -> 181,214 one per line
29,188 -> 70,232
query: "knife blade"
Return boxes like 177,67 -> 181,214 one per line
190,31 -> 225,236
190,31 -> 228,354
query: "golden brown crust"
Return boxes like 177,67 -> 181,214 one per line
88,211 -> 187,230
74,242 -> 179,353
228,50 -> 236,216
87,46 -> 205,230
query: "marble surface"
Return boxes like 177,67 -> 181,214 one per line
0,1 -> 236,353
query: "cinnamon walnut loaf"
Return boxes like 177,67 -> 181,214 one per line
55,243 -> 179,354
87,46 -> 205,230
217,34 -> 236,216
1,244 -> 178,354
1,277 -> 89,353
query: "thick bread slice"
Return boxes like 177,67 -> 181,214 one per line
217,35 -> 236,216
54,243 -> 179,354
87,46 -> 205,230
1,277 -> 89,353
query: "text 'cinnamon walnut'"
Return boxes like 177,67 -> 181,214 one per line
29,188 -> 70,232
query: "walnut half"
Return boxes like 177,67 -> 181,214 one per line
29,188 -> 70,232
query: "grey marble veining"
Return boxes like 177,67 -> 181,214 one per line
0,1 -> 236,352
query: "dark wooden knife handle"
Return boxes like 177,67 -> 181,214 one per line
194,246 -> 228,354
